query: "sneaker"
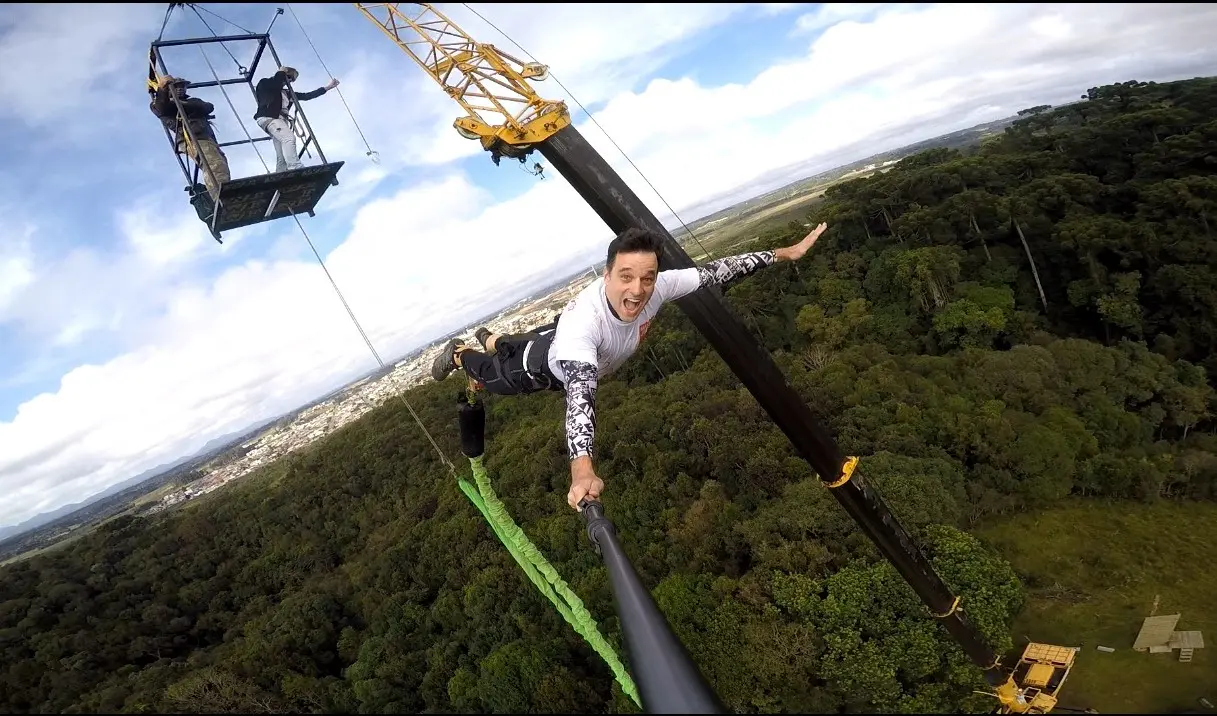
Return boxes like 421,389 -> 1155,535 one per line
474,326 -> 491,351
431,339 -> 464,382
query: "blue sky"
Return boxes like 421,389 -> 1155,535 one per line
2,2 -> 1216,529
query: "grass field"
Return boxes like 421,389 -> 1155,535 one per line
686,192 -> 828,263
0,529 -> 83,567
977,499 -> 1217,714
0,484 -> 178,567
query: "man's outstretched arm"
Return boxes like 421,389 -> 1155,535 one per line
696,250 -> 778,287
560,359 -> 604,510
297,79 -> 340,102
695,222 -> 829,289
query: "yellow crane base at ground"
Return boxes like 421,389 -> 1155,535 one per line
990,642 -> 1081,714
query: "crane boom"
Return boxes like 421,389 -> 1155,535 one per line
354,2 -> 570,162
355,4 -> 1077,713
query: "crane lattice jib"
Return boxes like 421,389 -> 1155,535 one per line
354,2 -> 570,156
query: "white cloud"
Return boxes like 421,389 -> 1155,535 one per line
0,4 -> 165,130
122,202 -> 210,267
0,173 -> 609,527
0,192 -> 231,351
322,173 -> 608,353
1029,14 -> 1072,42
579,2 -> 1217,219
120,3 -> 766,218
297,2 -> 776,171
4,2 -> 1217,528
448,3 -> 759,105
792,2 -> 900,35
761,3 -> 807,14
0,226 -> 34,315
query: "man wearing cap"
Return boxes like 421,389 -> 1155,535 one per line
253,66 -> 340,173
149,75 -> 231,200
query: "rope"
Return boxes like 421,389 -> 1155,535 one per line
460,3 -> 712,260
190,11 -> 634,702
290,213 -> 458,476
148,3 -> 180,88
459,456 -> 641,708
287,146 -> 624,709
190,5 -> 246,74
156,3 -> 176,41
193,7 -> 452,477
285,2 -> 380,164
198,26 -> 454,476
193,3 -> 254,34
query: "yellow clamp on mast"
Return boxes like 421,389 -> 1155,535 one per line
353,2 -> 571,162
826,456 -> 858,488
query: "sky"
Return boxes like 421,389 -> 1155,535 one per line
1,2 -> 1216,530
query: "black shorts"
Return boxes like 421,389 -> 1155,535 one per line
461,321 -> 563,395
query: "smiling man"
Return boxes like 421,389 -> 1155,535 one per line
432,222 -> 828,510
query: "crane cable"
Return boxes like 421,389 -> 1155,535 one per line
244,3 -> 635,682
173,5 -> 647,703
195,4 -> 306,149
189,5 -> 247,75
286,3 -> 381,164
193,2 -> 254,34
155,3 -> 176,42
192,10 -> 457,477
148,3 -> 185,87
194,13 -> 631,699
460,3 -> 713,260
291,214 -> 458,476
195,43 -> 273,174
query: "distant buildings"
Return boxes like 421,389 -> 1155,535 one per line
148,276 -> 593,512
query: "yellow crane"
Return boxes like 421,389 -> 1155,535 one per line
354,3 -> 569,164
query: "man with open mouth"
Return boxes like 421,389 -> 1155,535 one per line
432,222 -> 829,511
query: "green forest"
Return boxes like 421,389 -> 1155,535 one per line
2,76 -> 1215,714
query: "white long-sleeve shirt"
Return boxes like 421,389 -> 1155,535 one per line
547,249 -> 777,460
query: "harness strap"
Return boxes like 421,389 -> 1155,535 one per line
522,339 -> 537,375
519,321 -> 561,390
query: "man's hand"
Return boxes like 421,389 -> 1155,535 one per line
774,222 -> 828,262
568,457 -> 604,510
325,78 -> 340,91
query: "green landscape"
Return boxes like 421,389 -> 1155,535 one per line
1,75 -> 1215,714
979,501 -> 1216,712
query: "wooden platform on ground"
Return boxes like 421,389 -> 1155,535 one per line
1133,614 -> 1180,651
